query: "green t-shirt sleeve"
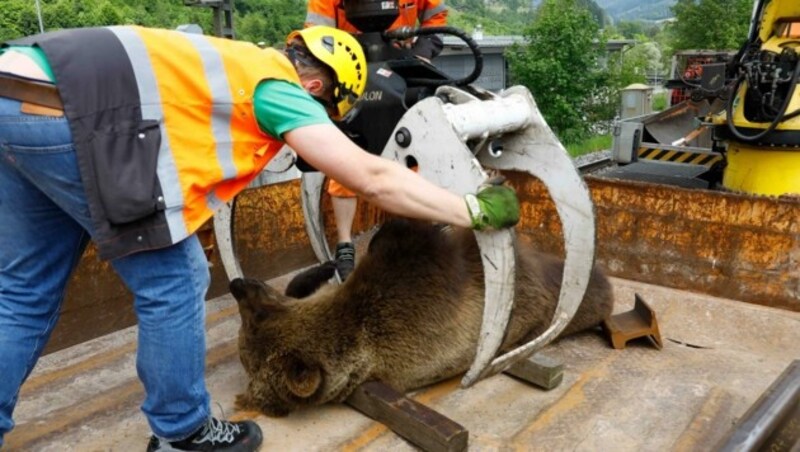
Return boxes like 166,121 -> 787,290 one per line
0,45 -> 55,82
254,79 -> 332,139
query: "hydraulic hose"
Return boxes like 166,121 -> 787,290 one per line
384,26 -> 483,87
726,57 -> 800,143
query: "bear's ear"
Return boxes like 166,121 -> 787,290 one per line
230,278 -> 286,311
283,354 -> 322,399
230,278 -> 287,328
230,277 -> 261,301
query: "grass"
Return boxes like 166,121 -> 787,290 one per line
652,92 -> 668,112
565,134 -> 612,158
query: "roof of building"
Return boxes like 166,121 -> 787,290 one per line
442,34 -> 635,52
442,35 -> 526,49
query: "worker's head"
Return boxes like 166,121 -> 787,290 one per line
285,26 -> 367,121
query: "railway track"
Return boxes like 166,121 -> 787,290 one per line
575,152 -> 614,175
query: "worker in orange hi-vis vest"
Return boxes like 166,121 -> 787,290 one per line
305,0 -> 448,280
306,0 -> 448,60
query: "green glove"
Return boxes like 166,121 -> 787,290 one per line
464,178 -> 520,230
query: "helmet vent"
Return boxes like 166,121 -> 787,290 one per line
322,36 -> 335,53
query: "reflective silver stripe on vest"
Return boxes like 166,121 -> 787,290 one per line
106,26 -> 187,241
181,33 -> 238,185
305,12 -> 336,26
421,2 -> 446,21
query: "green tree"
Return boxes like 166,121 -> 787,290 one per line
0,0 -> 216,40
234,0 -> 305,45
620,39 -> 662,86
615,20 -> 662,40
506,0 -> 606,143
0,0 -> 304,43
576,0 -> 609,26
670,0 -> 752,50
591,37 -> 664,121
0,0 -> 38,41
447,10 -> 515,36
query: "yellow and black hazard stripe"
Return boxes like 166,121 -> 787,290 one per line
637,146 -> 722,167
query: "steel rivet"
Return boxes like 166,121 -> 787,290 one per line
137,236 -> 143,242
138,133 -> 145,139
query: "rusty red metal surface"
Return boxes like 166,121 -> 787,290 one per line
48,173 -> 799,354
510,173 -> 800,312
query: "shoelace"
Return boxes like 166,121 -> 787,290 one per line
336,245 -> 355,262
191,417 -> 242,445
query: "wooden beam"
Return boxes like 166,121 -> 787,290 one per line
503,354 -> 564,390
346,381 -> 468,452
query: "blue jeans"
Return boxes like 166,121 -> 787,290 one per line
0,97 -> 211,445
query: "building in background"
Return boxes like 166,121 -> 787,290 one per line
436,33 -> 634,92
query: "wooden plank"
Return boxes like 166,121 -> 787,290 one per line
503,354 -> 564,390
345,381 -> 468,452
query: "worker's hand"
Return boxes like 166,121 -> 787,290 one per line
464,177 -> 520,230
391,38 -> 414,49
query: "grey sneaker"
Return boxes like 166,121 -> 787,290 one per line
334,242 -> 356,281
146,417 -> 262,451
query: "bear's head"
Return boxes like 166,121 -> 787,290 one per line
230,279 -> 369,416
229,277 -> 326,416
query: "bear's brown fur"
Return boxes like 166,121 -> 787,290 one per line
230,219 -> 614,416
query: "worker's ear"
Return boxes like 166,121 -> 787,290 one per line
301,78 -> 325,97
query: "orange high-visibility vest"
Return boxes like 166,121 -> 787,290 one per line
12,25 -> 303,259
111,27 -> 299,242
305,0 -> 448,33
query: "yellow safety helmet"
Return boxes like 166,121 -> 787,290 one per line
286,26 -> 367,121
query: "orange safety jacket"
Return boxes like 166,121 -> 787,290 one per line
10,26 -> 299,260
305,0 -> 448,34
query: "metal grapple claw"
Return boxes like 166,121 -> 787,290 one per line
380,85 -> 596,387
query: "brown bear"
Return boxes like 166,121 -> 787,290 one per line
230,219 -> 614,417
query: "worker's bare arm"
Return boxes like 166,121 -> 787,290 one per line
284,123 -> 472,228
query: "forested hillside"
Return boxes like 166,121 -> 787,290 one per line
595,0 -> 676,21
0,0 -> 306,45
1,0 -> 607,44
533,0 -> 675,22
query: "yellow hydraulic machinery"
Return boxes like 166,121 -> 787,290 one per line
714,0 -> 800,196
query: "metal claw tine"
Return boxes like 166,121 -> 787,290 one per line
213,200 -> 243,281
301,172 -> 335,264
463,86 -> 595,385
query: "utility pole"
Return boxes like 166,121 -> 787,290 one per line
183,0 -> 235,39
34,0 -> 44,33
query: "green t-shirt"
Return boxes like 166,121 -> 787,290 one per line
253,79 -> 331,140
0,46 -> 55,81
0,45 -> 330,140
